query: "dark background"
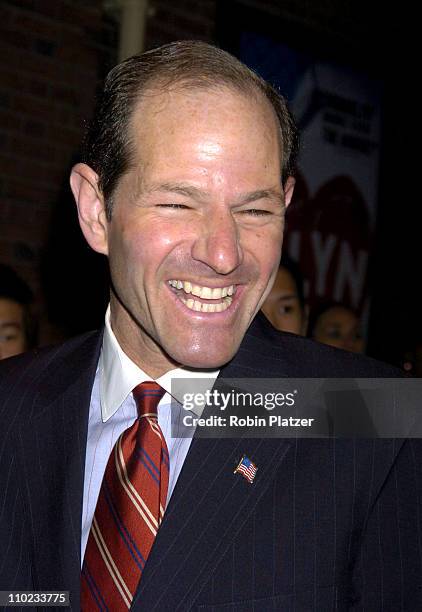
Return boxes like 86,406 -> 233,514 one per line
0,0 -> 419,365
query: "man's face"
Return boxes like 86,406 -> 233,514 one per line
0,298 -> 26,360
100,87 -> 292,374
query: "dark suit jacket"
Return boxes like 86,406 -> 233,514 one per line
0,313 -> 421,611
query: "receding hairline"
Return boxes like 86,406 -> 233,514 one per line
124,79 -> 285,174
133,74 -> 280,108
87,41 -> 298,219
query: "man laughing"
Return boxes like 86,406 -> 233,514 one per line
0,41 -> 421,611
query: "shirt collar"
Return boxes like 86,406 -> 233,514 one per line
99,306 -> 219,422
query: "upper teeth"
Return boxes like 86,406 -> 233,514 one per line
168,280 -> 235,300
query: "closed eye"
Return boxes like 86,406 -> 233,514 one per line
156,203 -> 190,209
238,209 -> 273,216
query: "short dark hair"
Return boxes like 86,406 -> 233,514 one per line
0,264 -> 37,349
83,40 -> 299,220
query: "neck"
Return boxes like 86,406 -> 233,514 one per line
109,300 -> 180,378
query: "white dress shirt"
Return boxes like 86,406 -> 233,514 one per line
81,307 -> 219,561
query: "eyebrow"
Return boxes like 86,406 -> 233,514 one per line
0,322 -> 22,330
145,182 -> 285,207
279,294 -> 298,300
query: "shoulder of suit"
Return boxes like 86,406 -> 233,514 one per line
238,313 -> 403,378
0,329 -> 102,377
0,329 -> 102,413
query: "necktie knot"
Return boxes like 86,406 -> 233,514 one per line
133,381 -> 165,418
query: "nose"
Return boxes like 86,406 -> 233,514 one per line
191,209 -> 243,275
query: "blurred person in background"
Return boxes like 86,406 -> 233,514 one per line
308,300 -> 364,353
261,253 -> 307,334
401,339 -> 422,376
0,264 -> 36,360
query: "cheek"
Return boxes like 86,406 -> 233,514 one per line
110,222 -> 160,270
15,335 -> 26,351
253,242 -> 279,268
113,223 -> 188,294
250,227 -> 283,274
107,228 -> 147,298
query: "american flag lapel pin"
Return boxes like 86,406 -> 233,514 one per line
234,455 -> 258,484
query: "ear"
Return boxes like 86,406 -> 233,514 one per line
283,176 -> 296,208
70,163 -> 109,255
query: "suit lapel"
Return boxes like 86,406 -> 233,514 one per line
17,332 -> 102,610
132,320 -> 293,610
133,436 -> 292,610
14,315 -> 290,609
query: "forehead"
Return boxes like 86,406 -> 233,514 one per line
0,298 -> 24,323
272,267 -> 298,295
128,85 -> 281,173
320,307 -> 358,326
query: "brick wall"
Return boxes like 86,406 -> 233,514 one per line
146,0 -> 216,47
0,0 -> 117,342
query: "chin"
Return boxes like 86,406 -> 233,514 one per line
169,343 -> 239,370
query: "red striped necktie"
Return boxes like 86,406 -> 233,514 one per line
81,381 -> 168,610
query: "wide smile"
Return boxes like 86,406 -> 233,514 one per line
167,279 -> 237,313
